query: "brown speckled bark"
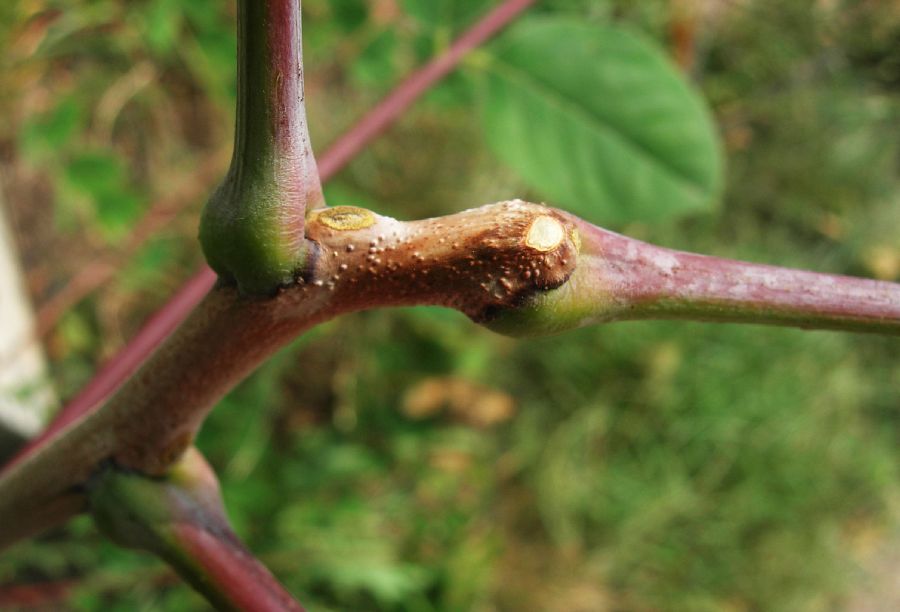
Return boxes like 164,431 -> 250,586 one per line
0,201 -> 577,547
302,200 -> 578,321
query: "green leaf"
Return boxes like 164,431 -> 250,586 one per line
322,181 -> 378,211
351,28 -> 397,87
140,0 -> 183,58
94,190 -> 143,236
328,0 -> 369,32
480,18 -> 723,224
64,152 -> 144,239
19,97 -> 84,162
65,153 -> 124,196
120,240 -> 176,291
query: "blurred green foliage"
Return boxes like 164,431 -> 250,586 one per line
1,0 -> 899,610
481,17 -> 721,223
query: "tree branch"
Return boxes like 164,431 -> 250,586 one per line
200,0 -> 322,294
0,201 -> 577,548
1,200 -> 897,551
488,214 -> 900,336
4,0 -> 535,477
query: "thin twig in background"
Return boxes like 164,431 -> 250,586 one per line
34,151 -> 230,337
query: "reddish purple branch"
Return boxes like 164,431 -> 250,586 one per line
168,523 -> 304,612
267,0 -> 313,171
579,221 -> 900,334
2,0 -> 534,472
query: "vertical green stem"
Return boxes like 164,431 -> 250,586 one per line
201,0 -> 323,294
236,0 -> 319,195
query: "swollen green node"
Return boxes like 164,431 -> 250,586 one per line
486,249 -> 616,337
487,286 -> 593,337
89,450 -> 224,557
200,174 -> 308,295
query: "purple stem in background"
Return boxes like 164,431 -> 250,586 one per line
2,0 -> 535,471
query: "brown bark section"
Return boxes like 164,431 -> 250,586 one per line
5,0 -> 535,480
0,201 -> 577,548
303,200 -> 578,321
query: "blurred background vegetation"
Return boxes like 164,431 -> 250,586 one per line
1,0 -> 899,610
